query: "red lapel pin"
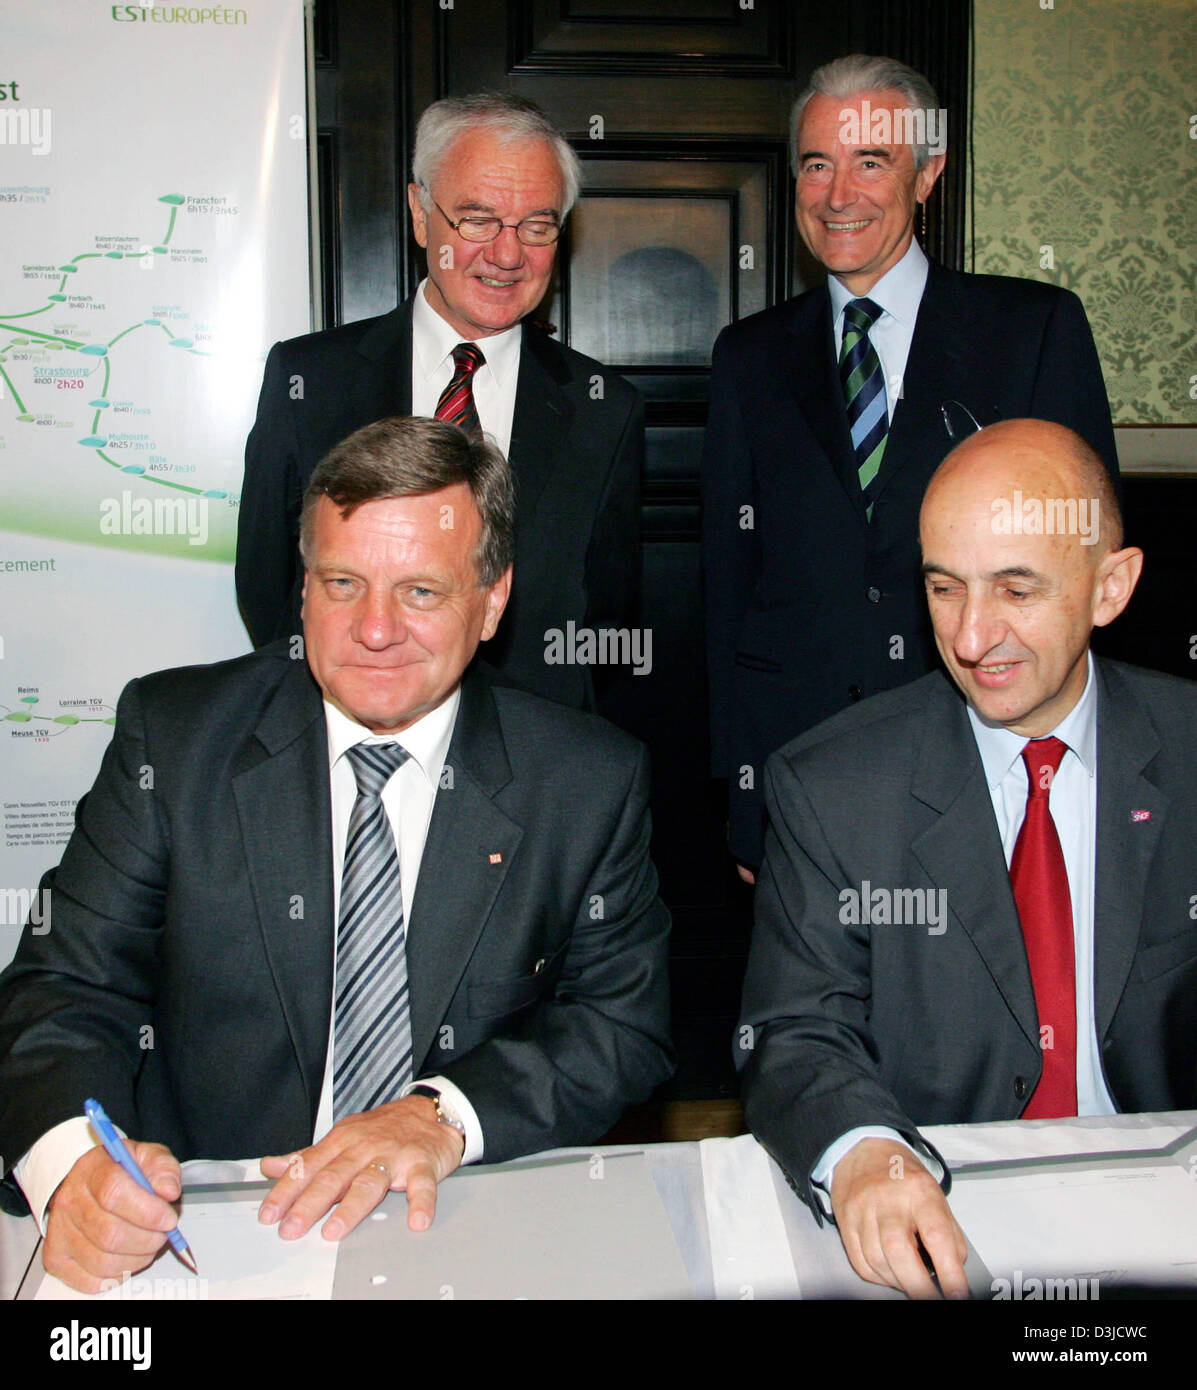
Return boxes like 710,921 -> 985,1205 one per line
488,852 -> 503,864
1130,809 -> 1151,822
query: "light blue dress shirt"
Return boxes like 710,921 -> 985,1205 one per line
827,238 -> 929,423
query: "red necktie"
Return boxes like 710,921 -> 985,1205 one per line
435,342 -> 485,440
1010,736 -> 1077,1118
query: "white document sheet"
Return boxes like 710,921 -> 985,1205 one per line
34,1197 -> 338,1301
333,1151 -> 693,1299
927,1119 -> 1195,1167
948,1165 -> 1197,1290
700,1134 -> 801,1299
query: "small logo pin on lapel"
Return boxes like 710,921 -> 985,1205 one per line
488,852 -> 503,864
1130,809 -> 1151,823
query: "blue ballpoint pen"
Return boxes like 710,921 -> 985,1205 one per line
83,1099 -> 199,1275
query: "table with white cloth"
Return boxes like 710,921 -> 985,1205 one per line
5,1111 -> 1196,1300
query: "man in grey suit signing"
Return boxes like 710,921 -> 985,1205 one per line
738,418 -> 1196,1298
0,417 -> 672,1294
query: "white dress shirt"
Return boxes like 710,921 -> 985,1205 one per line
16,687 -> 484,1231
827,238 -> 929,422
410,278 -> 521,458
814,654 -> 1114,1202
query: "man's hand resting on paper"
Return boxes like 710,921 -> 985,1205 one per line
259,1093 -> 464,1241
829,1136 -> 970,1300
43,1141 -> 184,1294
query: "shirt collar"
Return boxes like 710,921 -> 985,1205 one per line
324,683 -> 461,792
967,650 -> 1098,789
411,277 -> 522,390
828,237 -> 928,331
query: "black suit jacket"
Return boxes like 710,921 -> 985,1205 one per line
235,297 -> 644,709
737,661 -> 1197,1218
0,646 -> 673,1202
701,262 -> 1119,865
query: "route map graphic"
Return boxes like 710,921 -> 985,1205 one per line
1,192 -> 227,497
1,692 -> 115,737
0,185 -> 247,560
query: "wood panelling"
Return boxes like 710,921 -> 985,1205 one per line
511,0 -> 792,75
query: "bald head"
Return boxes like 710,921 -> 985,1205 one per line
918,419 -> 1140,736
922,419 -> 1122,556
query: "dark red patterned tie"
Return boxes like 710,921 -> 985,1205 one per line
1010,736 -> 1077,1118
434,342 -> 485,440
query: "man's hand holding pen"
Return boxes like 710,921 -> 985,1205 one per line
44,1140 -> 186,1295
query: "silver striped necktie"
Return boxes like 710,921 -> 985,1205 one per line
333,741 -> 413,1120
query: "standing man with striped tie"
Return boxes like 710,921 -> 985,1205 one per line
0,417 -> 673,1293
237,93 -> 643,712
701,55 -> 1118,880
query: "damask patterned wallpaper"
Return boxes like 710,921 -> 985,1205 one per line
970,0 -> 1195,426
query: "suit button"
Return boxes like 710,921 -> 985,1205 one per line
533,957 -> 546,974
1013,1076 -> 1028,1099
848,685 -> 862,701
866,586 -> 881,603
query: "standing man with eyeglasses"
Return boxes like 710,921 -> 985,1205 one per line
237,93 -> 643,711
701,54 -> 1118,880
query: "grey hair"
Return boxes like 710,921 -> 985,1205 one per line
790,54 -> 944,172
299,416 -> 515,587
411,92 -> 581,216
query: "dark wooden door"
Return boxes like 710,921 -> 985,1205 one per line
313,0 -> 972,1099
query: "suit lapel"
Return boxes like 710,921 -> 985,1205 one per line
1092,661 -> 1166,1041
405,672 -> 524,1073
348,298 -> 414,423
908,678 -> 1041,1050
784,289 -> 864,520
231,660 -> 531,1114
870,261 -> 973,509
232,657 -> 334,1120
509,327 -> 572,524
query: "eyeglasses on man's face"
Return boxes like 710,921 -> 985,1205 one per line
425,191 -> 561,246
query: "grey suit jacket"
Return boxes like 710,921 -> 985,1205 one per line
234,298 -> 644,709
0,645 -> 674,1201
737,659 -> 1197,1219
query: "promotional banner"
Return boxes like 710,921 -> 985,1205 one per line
0,0 -> 311,962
